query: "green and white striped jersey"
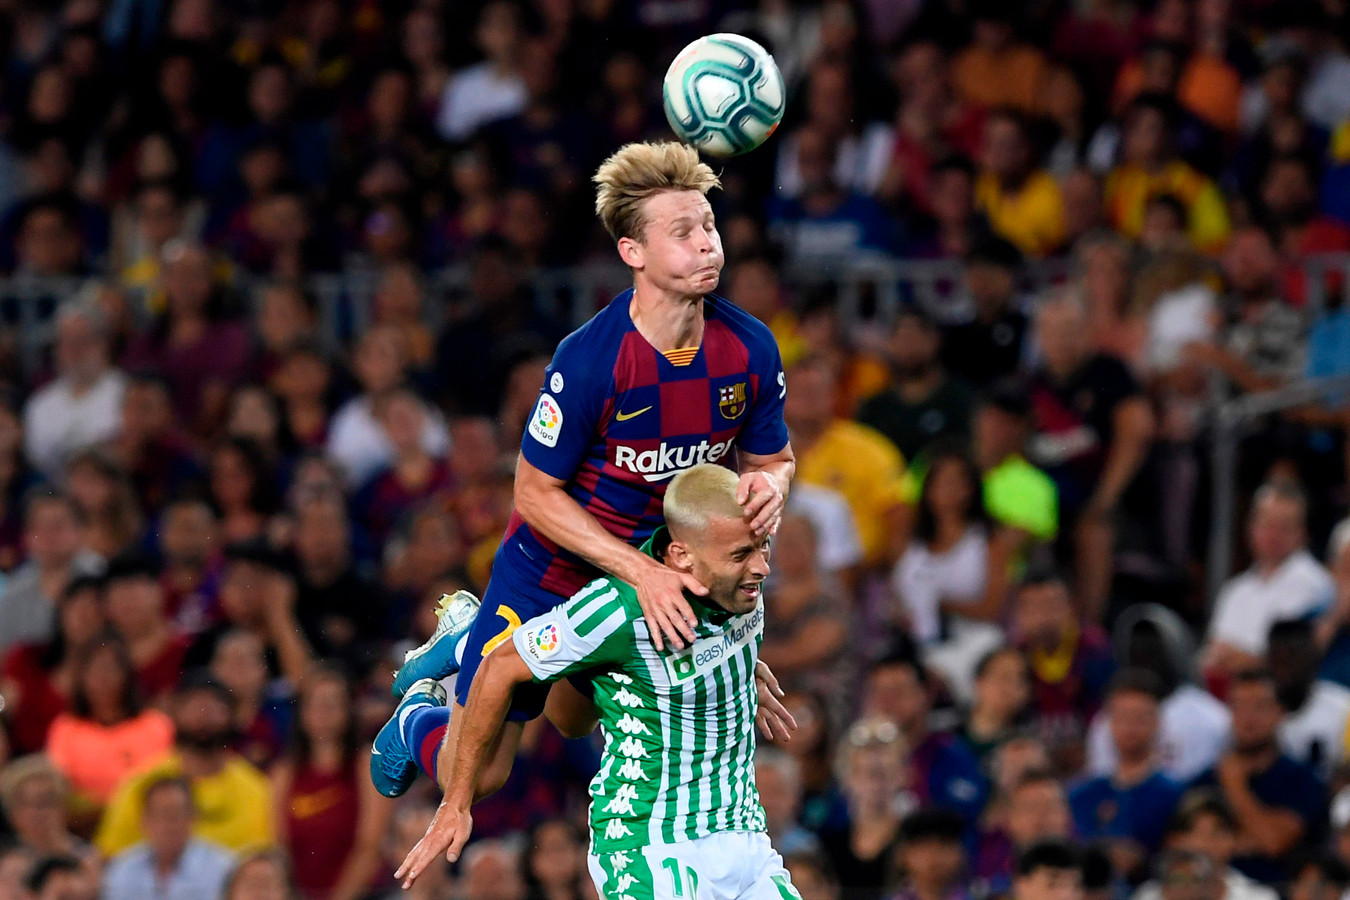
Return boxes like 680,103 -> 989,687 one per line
511,550 -> 766,854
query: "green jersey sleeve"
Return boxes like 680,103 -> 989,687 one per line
512,578 -> 636,682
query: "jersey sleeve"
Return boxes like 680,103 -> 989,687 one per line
737,326 -> 790,456
512,580 -> 636,682
519,330 -> 610,481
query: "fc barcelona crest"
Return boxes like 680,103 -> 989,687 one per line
719,382 -> 747,419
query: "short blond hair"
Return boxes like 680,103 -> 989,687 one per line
593,142 -> 720,242
664,464 -> 743,540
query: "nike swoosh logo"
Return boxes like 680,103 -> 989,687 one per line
615,406 -> 653,422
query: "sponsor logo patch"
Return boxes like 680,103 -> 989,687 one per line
528,394 -> 563,447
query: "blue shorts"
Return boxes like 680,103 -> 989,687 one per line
455,551 -> 580,720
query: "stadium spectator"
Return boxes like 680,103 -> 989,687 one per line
153,496 -> 221,635
758,514 -> 850,699
0,490 -> 102,654
108,374 -> 203,514
21,300 -> 125,479
357,388 -> 455,543
1011,569 -> 1115,773
767,125 -> 900,262
820,716 -> 911,900
970,382 -> 1059,545
893,808 -> 975,900
221,849 -> 298,900
774,60 -> 894,201
756,749 -> 822,857
975,769 -> 1072,893
959,646 -> 1031,763
378,800 -> 452,900
44,633 -> 174,809
1261,155 -> 1350,306
99,775 -> 234,900
858,308 -> 975,463
784,354 -> 907,569
327,325 -> 450,487
267,340 -> 336,450
63,451 -> 142,561
208,629 -> 287,769
1103,96 -> 1231,252
0,575 -> 104,755
121,241 -> 251,437
974,111 -> 1066,257
436,1 -> 527,143
272,665 -> 391,900
459,838 -> 528,900
1265,618 -> 1350,780
1204,481 -> 1334,678
290,490 -> 380,661
1025,293 -> 1155,620
1009,838 -> 1081,900
103,554 -> 189,702
1192,669 -> 1326,885
861,654 -> 989,824
1067,670 -> 1182,877
941,237 -> 1029,388
1086,606 -> 1231,783
207,438 -> 279,546
431,238 -> 563,417
520,818 -> 588,900
96,672 -> 274,856
1185,229 -> 1304,395
1136,793 -> 1277,900
0,756 -> 94,864
249,282 -> 317,382
951,6 -> 1050,114
894,448 -> 1011,699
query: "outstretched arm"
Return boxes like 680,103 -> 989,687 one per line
395,643 -> 535,889
516,456 -> 705,650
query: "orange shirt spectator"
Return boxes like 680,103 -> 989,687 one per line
1115,52 -> 1242,132
44,636 -> 174,808
46,711 -> 174,805
952,16 -> 1049,113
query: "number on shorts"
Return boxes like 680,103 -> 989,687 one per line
662,858 -> 699,899
482,605 -> 522,656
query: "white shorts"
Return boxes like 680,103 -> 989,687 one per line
588,832 -> 800,900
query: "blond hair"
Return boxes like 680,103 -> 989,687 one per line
593,142 -> 720,242
663,464 -> 743,540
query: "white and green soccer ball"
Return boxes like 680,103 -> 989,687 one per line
662,33 -> 786,158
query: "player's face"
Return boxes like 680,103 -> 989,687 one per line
679,513 -> 770,615
629,190 -> 724,298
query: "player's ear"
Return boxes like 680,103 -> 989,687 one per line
617,236 -> 644,270
665,539 -> 694,574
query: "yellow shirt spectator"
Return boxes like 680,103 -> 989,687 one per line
1104,161 -> 1231,253
975,170 -> 1066,257
796,420 -> 907,566
95,752 -> 274,856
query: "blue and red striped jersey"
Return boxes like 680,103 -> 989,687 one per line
507,289 -> 789,597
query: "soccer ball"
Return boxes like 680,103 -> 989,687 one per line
662,33 -> 785,158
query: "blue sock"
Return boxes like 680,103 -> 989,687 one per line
400,705 -> 452,782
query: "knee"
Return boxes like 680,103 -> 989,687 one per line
475,746 -> 515,799
548,713 -> 599,741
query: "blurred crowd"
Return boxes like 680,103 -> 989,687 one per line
0,0 -> 1350,899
